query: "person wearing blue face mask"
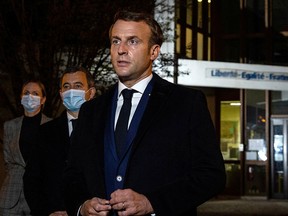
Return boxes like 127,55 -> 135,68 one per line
0,79 -> 51,215
21,93 -> 42,113
61,88 -> 90,113
23,66 -> 96,216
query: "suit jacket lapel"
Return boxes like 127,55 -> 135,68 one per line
15,116 -> 26,166
131,73 -> 172,151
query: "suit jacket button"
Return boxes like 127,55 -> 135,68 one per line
116,175 -> 123,182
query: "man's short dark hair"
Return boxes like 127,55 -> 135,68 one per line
109,9 -> 164,48
60,66 -> 95,88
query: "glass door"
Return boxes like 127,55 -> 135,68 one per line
271,118 -> 288,199
220,100 -> 241,196
244,90 -> 267,196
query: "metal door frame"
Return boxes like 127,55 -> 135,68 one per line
270,117 -> 288,199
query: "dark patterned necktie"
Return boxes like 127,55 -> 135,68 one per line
115,89 -> 135,157
70,119 -> 78,130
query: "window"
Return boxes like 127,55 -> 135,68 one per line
175,0 -> 211,60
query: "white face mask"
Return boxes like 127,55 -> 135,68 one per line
61,89 -> 87,112
21,94 -> 41,113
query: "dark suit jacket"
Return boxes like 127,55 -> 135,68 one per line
24,111 -> 70,215
64,73 -> 226,216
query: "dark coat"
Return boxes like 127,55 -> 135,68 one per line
23,111 -> 70,215
0,114 -> 51,212
64,73 -> 226,216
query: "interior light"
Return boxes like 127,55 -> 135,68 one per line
230,102 -> 241,106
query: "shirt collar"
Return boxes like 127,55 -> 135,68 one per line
117,74 -> 153,98
67,112 -> 77,122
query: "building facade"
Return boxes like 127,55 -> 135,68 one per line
156,0 -> 288,199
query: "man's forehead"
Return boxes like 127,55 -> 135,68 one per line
111,20 -> 150,37
62,71 -> 87,84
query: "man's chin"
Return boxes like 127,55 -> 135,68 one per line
116,70 -> 131,78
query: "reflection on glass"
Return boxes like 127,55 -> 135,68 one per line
271,91 -> 288,115
271,119 -> 285,196
197,0 -> 202,28
186,0 -> 193,25
245,90 -> 267,196
225,163 -> 241,195
274,135 -> 284,162
186,28 -> 192,58
246,165 -> 266,195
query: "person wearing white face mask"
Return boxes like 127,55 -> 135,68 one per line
0,79 -> 51,216
23,66 -> 96,216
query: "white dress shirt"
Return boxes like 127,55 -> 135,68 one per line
67,112 -> 77,136
114,74 -> 152,129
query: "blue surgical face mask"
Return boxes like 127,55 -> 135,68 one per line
21,94 -> 41,113
62,89 -> 87,112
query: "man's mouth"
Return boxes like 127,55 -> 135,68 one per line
117,60 -> 130,67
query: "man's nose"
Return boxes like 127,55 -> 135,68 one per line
118,42 -> 128,55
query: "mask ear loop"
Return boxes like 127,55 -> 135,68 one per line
85,88 -> 91,94
85,87 -> 97,100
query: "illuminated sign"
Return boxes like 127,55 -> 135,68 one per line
175,60 -> 288,90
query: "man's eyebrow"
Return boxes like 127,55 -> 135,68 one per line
111,35 -> 121,40
111,35 -> 139,40
62,82 -> 71,86
62,81 -> 84,86
127,35 -> 140,40
73,81 -> 84,85
62,82 -> 69,86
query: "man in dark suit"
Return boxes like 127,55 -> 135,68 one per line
64,10 -> 226,216
23,66 -> 96,216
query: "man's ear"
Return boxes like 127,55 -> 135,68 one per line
89,87 -> 96,100
150,45 -> 160,61
59,90 -> 64,101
